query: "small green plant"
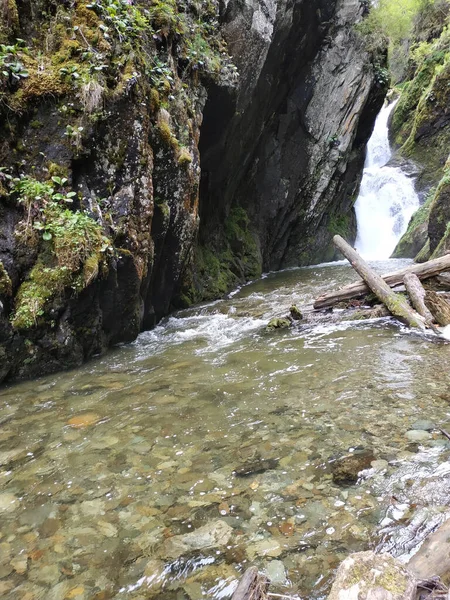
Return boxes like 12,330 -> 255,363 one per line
7,173 -> 113,330
0,40 -> 29,87
64,124 -> 84,151
0,261 -> 12,297
87,0 -> 149,41
148,0 -> 185,37
59,64 -> 81,80
149,58 -> 174,90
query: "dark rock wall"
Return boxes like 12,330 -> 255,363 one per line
0,0 -> 386,383
192,0 -> 386,299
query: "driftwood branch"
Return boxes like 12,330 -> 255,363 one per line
331,236 -> 426,330
232,567 -> 270,600
403,273 -> 435,324
424,291 -> 450,326
314,254 -> 450,309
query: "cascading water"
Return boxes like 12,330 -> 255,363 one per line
355,101 -> 420,260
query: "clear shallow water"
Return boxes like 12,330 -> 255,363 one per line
2,260 -> 450,600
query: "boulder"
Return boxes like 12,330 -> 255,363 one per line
266,318 -> 291,331
328,551 -> 416,600
331,449 -> 375,485
408,519 -> 450,584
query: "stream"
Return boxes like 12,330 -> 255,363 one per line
1,106 -> 450,600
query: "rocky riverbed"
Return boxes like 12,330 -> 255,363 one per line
1,261 -> 450,599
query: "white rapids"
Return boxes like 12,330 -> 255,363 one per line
355,101 -> 420,260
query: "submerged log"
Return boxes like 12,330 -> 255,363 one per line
314,253 -> 450,309
331,236 -> 426,330
424,291 -> 450,326
231,567 -> 269,600
403,273 -> 435,324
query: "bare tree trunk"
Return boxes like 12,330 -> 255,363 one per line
331,236 -> 426,330
314,254 -> 450,309
403,273 -> 435,324
424,291 -> 450,326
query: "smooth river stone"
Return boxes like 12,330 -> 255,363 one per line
265,560 -> 287,585
405,430 -> 432,442
160,520 -> 233,559
411,420 -> 435,431
247,539 -> 282,560
0,493 -> 19,513
67,413 -> 100,428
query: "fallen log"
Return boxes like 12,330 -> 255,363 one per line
403,273 -> 435,324
424,291 -> 450,326
331,236 -> 426,330
231,567 -> 269,600
314,253 -> 450,309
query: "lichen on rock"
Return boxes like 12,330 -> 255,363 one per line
328,551 -> 417,600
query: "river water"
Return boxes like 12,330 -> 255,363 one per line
2,261 -> 450,600
2,107 -> 450,600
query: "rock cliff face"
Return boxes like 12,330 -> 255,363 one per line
391,2 -> 450,261
0,0 -> 386,383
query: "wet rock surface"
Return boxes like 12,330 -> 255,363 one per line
0,0 -> 386,383
331,449 -> 376,484
328,552 -> 417,600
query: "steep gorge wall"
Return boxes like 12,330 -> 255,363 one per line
187,0 -> 387,301
391,1 -> 450,261
0,0 -> 386,383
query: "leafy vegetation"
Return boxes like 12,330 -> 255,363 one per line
3,173 -> 112,329
357,0 -> 448,80
0,40 -> 29,88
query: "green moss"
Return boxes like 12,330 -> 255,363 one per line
327,213 -> 352,239
8,174 -> 111,329
392,188 -> 434,257
266,318 -> 291,331
344,560 -> 409,594
12,262 -> 72,330
224,206 -> 261,278
157,121 -> 179,150
0,0 -> 19,44
0,261 -> 12,296
415,238 -> 431,262
177,147 -> 192,166
391,59 -> 437,140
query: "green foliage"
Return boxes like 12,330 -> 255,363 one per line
0,40 -> 29,87
0,261 -> 12,297
361,0 -> 433,46
86,0 -> 149,40
6,173 -> 112,329
149,0 -> 186,36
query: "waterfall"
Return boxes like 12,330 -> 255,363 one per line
354,101 -> 420,260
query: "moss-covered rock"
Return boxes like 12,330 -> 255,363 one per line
415,238 -> 431,263
428,164 -> 450,254
0,261 -> 12,297
266,318 -> 291,331
328,551 -> 416,600
391,188 -> 434,258
392,25 -> 450,187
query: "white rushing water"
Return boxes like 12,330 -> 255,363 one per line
355,101 -> 420,260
